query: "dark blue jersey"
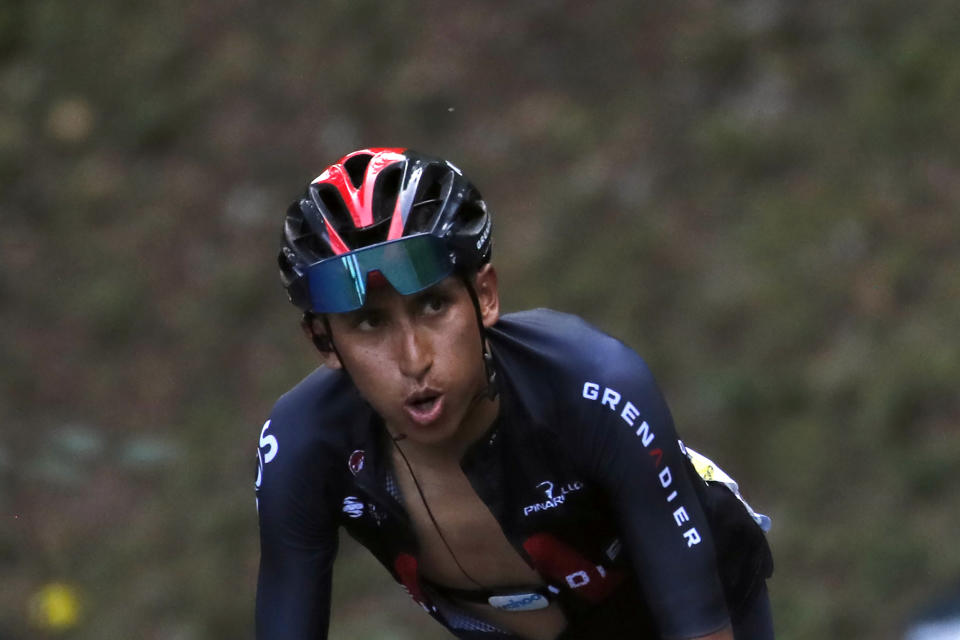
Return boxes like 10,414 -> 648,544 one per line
255,309 -> 772,639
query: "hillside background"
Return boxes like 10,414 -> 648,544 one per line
2,1 -> 959,639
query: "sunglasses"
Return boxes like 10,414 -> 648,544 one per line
303,233 -> 455,313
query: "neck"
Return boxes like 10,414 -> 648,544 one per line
388,391 -> 500,466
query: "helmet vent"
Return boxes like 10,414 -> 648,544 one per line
343,153 -> 373,188
314,185 -> 354,230
408,198 -> 441,232
372,165 -> 402,225
417,166 -> 445,203
456,199 -> 486,234
406,165 -> 449,232
293,225 -> 329,259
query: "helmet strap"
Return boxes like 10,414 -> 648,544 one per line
320,314 -> 341,359
302,311 -> 332,353
459,273 -> 499,400
302,311 -> 349,377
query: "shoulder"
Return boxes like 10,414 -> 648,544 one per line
256,366 -> 368,492
489,309 -> 660,426
269,367 -> 357,436
490,308 -> 652,385
270,365 -> 358,430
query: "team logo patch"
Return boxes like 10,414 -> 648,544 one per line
348,449 -> 365,475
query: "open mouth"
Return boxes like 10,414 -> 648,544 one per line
404,391 -> 444,426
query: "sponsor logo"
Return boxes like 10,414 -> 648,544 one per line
523,479 -> 584,516
522,533 -> 625,603
581,381 -> 702,548
348,449 -> 365,476
341,496 -> 386,525
342,496 -> 364,519
488,593 -> 548,611
475,215 -> 491,250
255,419 -> 278,490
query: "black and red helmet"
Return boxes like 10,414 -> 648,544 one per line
279,148 -> 492,312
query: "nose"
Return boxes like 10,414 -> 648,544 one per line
396,321 -> 432,381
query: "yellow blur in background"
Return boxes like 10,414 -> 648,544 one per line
28,583 -> 82,632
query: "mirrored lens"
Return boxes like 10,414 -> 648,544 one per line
305,234 -> 453,313
377,235 -> 452,295
306,253 -> 367,313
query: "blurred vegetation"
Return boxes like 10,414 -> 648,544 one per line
2,1 -> 959,639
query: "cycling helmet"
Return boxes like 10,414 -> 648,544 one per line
279,148 -> 492,313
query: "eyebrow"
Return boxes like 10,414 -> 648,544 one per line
347,304 -> 381,316
421,278 -> 459,295
341,278 -> 457,318
408,281 -> 455,302
338,305 -> 381,323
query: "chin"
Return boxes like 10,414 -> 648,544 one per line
399,415 -> 462,446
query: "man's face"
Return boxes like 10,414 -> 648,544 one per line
313,265 -> 500,447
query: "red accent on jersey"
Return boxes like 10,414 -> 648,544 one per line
523,533 -> 625,603
394,553 -> 428,607
649,447 -> 664,468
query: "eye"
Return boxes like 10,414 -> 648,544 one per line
352,311 -> 383,331
421,293 -> 449,315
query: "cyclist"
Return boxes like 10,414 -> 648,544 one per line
255,148 -> 774,639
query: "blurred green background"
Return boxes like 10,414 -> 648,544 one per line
2,1 -> 959,638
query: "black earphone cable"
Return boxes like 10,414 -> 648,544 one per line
460,273 -> 499,400
391,436 -> 487,589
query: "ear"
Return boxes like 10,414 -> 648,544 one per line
300,315 -> 343,369
473,264 -> 500,328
